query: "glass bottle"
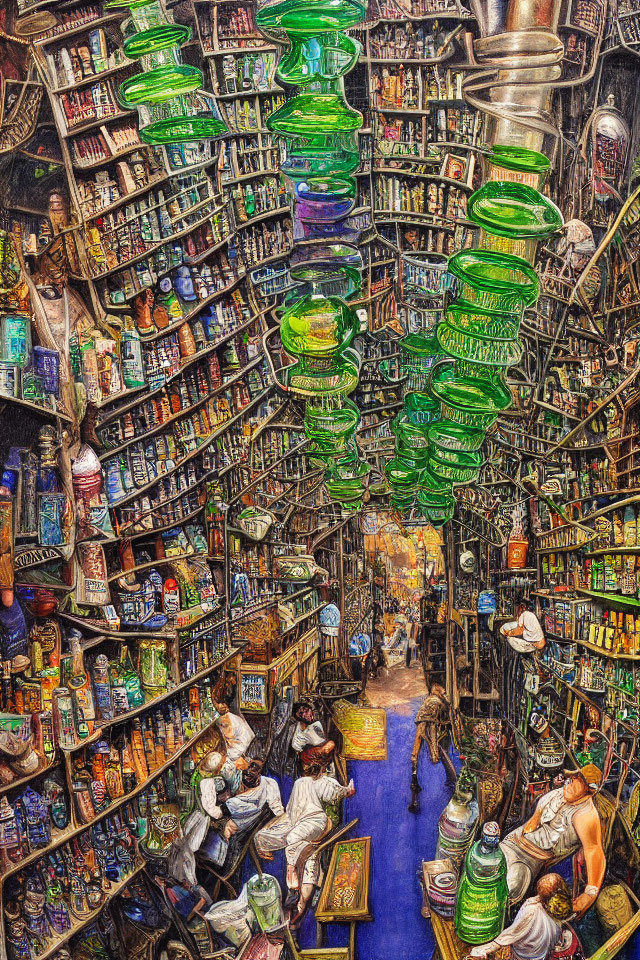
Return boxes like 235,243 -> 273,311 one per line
120,646 -> 145,709
93,653 -> 113,722
455,821 -> 508,945
435,781 -> 479,874
247,873 -> 285,933
139,637 -> 169,696
121,316 -> 145,389
68,631 -> 95,738
36,425 -> 60,493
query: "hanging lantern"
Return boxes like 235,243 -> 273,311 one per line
430,146 -> 563,498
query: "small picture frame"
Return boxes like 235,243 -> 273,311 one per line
440,152 -> 473,186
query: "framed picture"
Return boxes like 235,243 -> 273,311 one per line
440,151 -> 474,186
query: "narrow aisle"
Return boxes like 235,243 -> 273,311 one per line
344,695 -> 456,960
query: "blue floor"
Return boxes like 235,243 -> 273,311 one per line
339,695 -> 455,960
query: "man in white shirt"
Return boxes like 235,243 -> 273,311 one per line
255,767 -> 355,924
199,758 -> 283,866
503,599 -> 546,653
470,873 -> 572,960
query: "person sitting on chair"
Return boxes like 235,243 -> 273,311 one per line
500,763 -> 605,912
502,598 -> 546,654
254,764 -> 355,925
291,701 -> 336,772
214,702 -> 255,767
199,758 -> 283,868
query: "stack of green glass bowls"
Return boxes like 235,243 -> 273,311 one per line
387,254 -> 453,525
256,0 -> 370,510
109,0 -> 227,143
427,145 -> 562,516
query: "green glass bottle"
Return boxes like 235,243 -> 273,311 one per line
455,821 -> 508,945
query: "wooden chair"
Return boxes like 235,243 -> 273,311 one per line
197,807 -> 276,901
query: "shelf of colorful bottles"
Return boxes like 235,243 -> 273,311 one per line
137,275 -> 247,343
107,386 -> 270,509
48,58 -> 135,97
235,206 -> 291,230
100,235 -> 238,310
587,546 -> 640,556
97,355 -> 263,460
58,610 -> 175,640
32,860 -> 147,960
85,202 -> 229,280
77,169 -> 173,224
1,714 -> 217,881
105,548 -> 211,584
59,644 -> 240,754
546,629 -> 640,661
576,588 -> 640,609
373,166 -> 473,190
33,12 -> 127,46
59,108 -> 137,140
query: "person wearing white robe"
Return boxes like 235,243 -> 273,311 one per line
291,718 -> 326,753
255,769 -> 355,915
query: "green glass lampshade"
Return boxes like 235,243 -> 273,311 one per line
486,145 -> 550,183
325,458 -> 370,502
123,23 -> 190,58
445,303 -> 520,342
304,397 -> 360,452
417,468 -> 455,526
288,260 -> 361,301
467,181 -> 562,240
256,0 -> 366,35
429,360 -> 511,429
396,448 -> 430,472
404,391 -> 441,426
417,489 -> 455,527
448,249 -> 539,314
257,0 -> 366,507
385,457 -> 420,493
488,145 -> 550,175
436,320 -> 524,366
282,134 -> 361,180
280,294 -> 359,357
105,0 -> 162,9
368,473 -> 391,497
428,447 -> 483,484
390,492 -> 415,511
400,332 -> 445,390
268,94 -> 362,137
429,418 -> 486,453
277,33 -> 360,84
120,65 -> 203,107
393,413 -> 431,457
113,3 -> 227,144
285,353 -> 360,397
139,113 -> 228,144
